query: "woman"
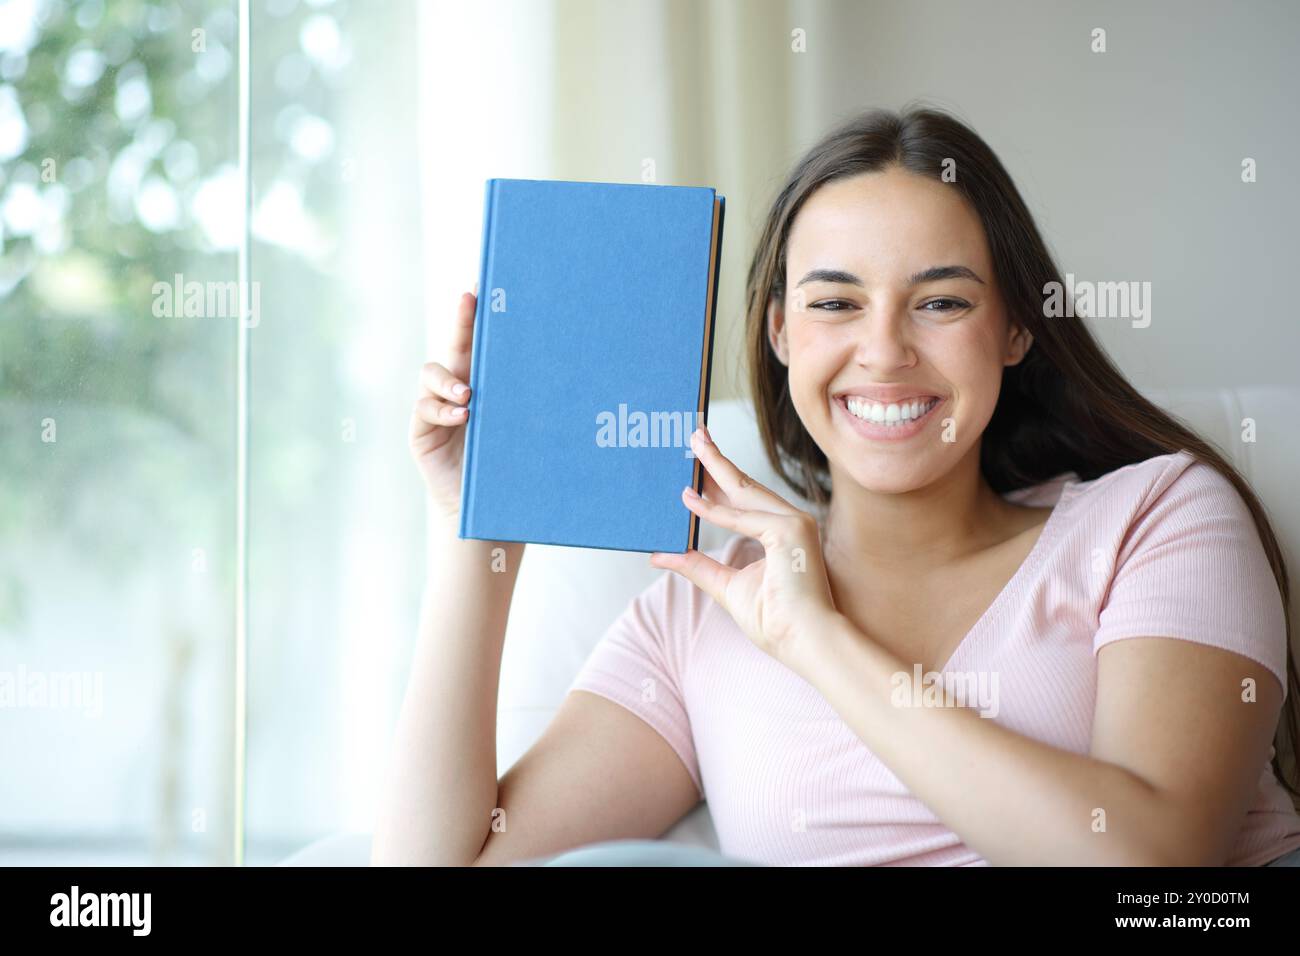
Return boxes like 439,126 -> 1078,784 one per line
374,105 -> 1300,867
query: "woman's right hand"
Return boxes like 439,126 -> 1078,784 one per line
410,290 -> 478,519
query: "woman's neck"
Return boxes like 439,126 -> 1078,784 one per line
820,451 -> 1018,575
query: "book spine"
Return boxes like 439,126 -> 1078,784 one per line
689,193 -> 725,552
459,178 -> 499,539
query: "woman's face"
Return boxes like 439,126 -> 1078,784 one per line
769,166 -> 1032,495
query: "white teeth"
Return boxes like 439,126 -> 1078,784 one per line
844,397 -> 937,426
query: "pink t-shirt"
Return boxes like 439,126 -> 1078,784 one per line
568,449 -> 1300,866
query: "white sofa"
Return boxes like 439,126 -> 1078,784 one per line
280,386 -> 1300,865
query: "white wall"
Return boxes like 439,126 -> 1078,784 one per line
479,0 -> 1299,396
797,0 -> 1300,391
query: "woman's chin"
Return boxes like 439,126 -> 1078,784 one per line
831,459 -> 935,497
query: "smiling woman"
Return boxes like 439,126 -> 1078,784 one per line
376,103 -> 1300,869
725,104 -> 1298,862
576,104 -> 1300,866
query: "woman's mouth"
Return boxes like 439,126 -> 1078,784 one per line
834,394 -> 945,441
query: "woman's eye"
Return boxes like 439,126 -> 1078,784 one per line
810,299 -> 854,312
920,298 -> 968,313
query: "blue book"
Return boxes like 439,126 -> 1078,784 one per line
459,178 -> 725,553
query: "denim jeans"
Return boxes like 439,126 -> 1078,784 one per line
514,838 -> 761,867
1264,845 -> 1300,866
519,839 -> 1300,867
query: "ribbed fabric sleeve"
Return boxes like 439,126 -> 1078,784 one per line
567,565 -> 704,799
1092,457 -> 1289,699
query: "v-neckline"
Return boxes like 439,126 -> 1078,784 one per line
932,477 -> 1078,674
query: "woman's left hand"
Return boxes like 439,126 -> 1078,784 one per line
650,425 -> 840,669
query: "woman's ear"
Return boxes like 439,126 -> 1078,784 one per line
1004,321 -> 1034,367
767,297 -> 790,366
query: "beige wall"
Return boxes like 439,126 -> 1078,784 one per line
535,0 -> 1300,400
421,0 -> 1298,399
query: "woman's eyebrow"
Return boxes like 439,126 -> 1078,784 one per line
795,265 -> 985,287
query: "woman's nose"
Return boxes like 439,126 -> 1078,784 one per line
852,306 -> 916,370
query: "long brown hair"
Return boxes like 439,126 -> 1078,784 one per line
743,103 -> 1299,805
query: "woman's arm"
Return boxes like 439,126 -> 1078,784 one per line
790,612 -> 1282,867
374,291 -> 702,865
370,518 -> 525,865
373,512 -> 704,866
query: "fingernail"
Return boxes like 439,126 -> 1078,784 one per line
453,406 -> 468,417
452,382 -> 469,397
683,486 -> 700,498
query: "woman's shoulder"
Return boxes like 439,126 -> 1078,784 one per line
1067,448 -> 1247,521
1079,448 -> 1288,695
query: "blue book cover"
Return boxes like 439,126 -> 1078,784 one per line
459,178 -> 725,553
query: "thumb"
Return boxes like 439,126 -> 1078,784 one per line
446,290 -> 477,382
649,549 -> 733,606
